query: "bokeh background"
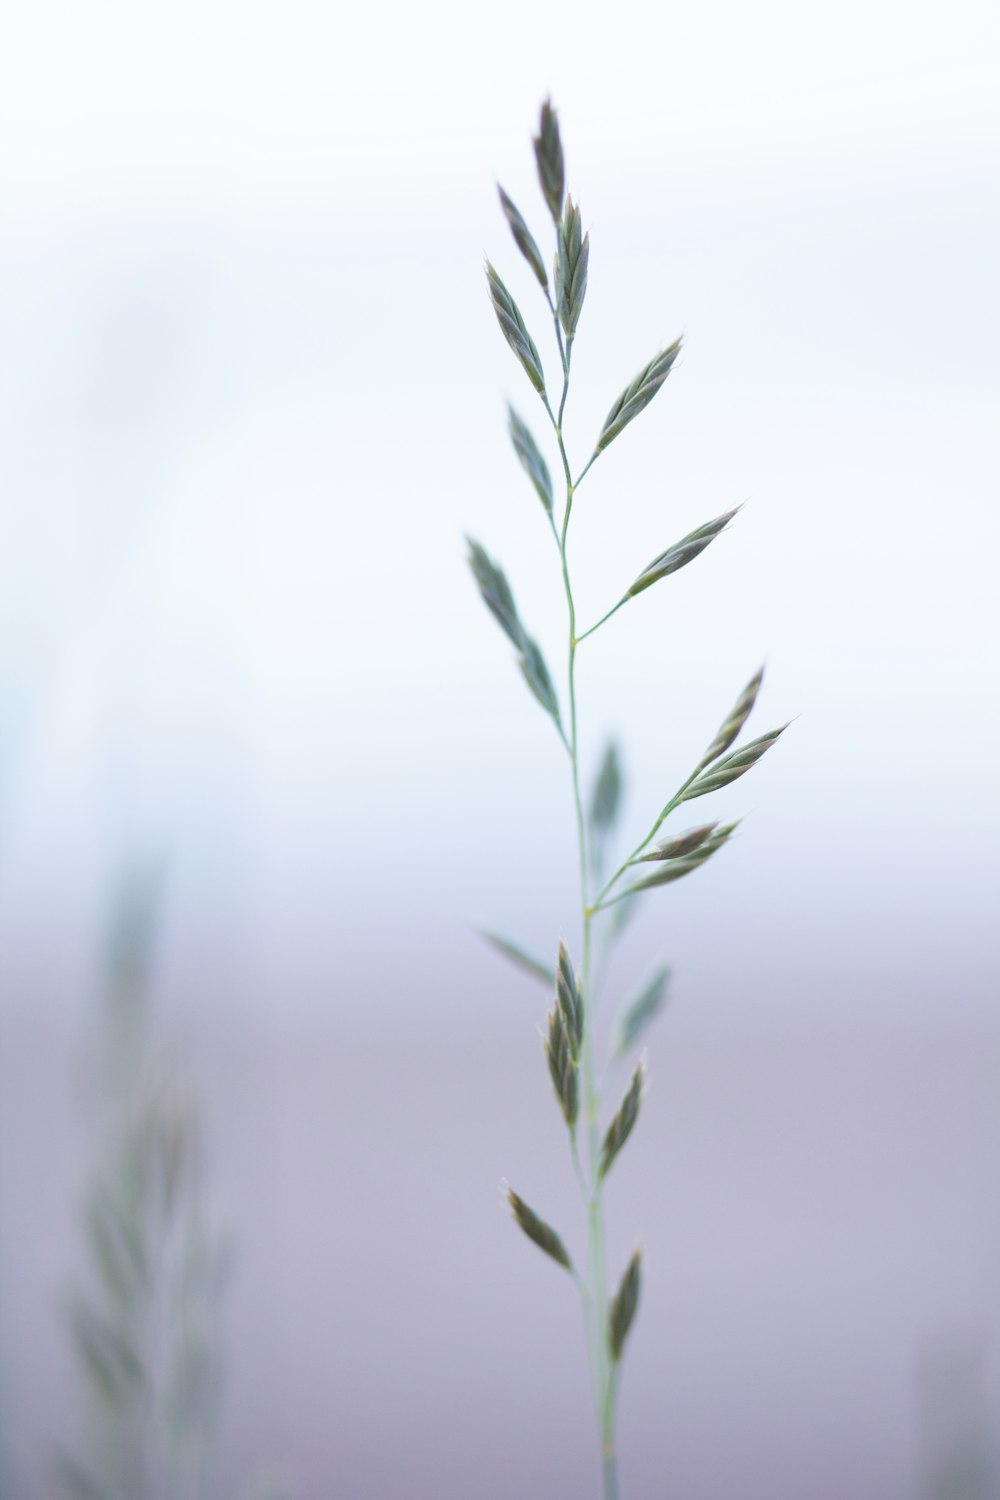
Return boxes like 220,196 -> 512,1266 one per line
1,1 -> 998,1496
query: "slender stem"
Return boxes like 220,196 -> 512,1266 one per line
575,450 -> 599,489
544,350 -> 619,1500
544,289 -> 569,378
592,766 -> 703,910
577,595 -> 629,644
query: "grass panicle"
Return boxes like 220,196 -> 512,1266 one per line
472,100 -> 787,1500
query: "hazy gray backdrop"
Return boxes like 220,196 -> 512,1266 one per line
1,0 -> 998,1496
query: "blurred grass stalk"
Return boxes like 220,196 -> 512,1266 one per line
56,863 -> 231,1500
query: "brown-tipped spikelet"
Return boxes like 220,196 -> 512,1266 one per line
485,261 -> 546,395
507,1189 -> 572,1271
626,823 -> 739,893
533,99 -> 565,223
681,726 -> 788,801
637,822 -> 719,862
626,509 -> 738,597
545,1005 -> 578,1130
609,1248 -> 642,1363
497,185 -> 549,290
599,1060 -> 645,1180
595,340 -> 682,454
698,667 -> 764,770
556,940 -> 583,1056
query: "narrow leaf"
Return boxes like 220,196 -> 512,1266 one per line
615,967 -> 671,1057
498,185 -> 548,289
533,98 -> 565,223
595,339 -> 682,453
486,262 -> 546,395
478,930 -> 555,986
627,509 -> 738,597
508,405 -> 553,513
55,1455 -> 120,1500
507,1188 -> 572,1271
699,666 -> 764,770
600,1059 -> 645,1179
680,726 -> 788,802
609,1248 -> 642,1362
588,741 -> 623,839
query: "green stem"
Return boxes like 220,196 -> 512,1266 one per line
592,765 -> 703,910
577,595 -> 629,644
545,356 -> 619,1500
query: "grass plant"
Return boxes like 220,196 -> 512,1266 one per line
57,868 -> 232,1500
469,100 -> 787,1500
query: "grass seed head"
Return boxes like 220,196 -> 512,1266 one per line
507,404 -> 554,513
627,508 -> 738,597
637,822 -> 719,861
498,184 -> 549,289
609,1247 -> 642,1362
599,1059 -> 646,1180
556,940 -> 583,1055
507,1188 -> 573,1271
595,340 -> 682,454
533,98 -> 565,223
557,196 -> 589,338
681,725 -> 788,801
545,1005 -> 579,1130
699,667 -> 765,770
485,260 -> 546,395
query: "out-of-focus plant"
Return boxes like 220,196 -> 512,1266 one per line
470,101 -> 787,1499
56,866 -> 232,1500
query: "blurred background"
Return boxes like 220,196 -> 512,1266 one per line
1,0 -> 998,1496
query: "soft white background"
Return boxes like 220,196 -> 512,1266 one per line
1,0 -> 997,1020
1,3 -> 998,1497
